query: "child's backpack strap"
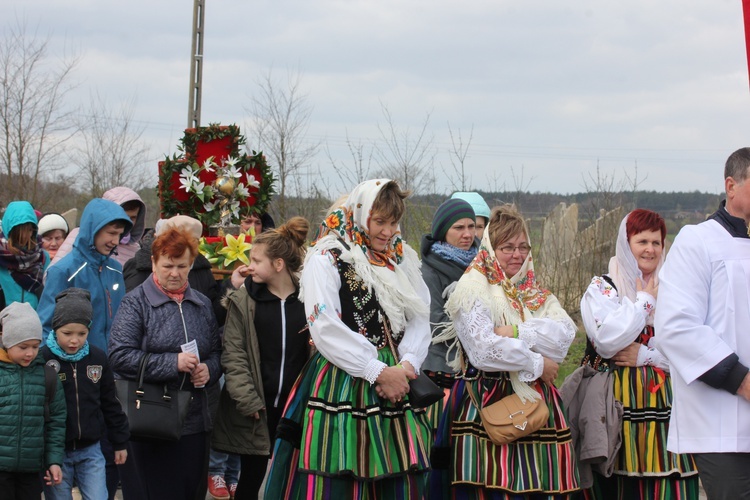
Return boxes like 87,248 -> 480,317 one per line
43,363 -> 58,423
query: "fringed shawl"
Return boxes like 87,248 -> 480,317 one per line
301,179 -> 427,334
437,218 -> 552,402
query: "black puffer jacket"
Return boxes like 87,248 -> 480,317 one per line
123,231 -> 227,325
41,344 -> 130,451
108,276 -> 222,435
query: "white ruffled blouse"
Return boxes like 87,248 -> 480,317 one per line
454,297 -> 576,382
580,275 -> 669,370
301,252 -> 431,384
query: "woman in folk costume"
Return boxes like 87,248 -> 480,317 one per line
431,204 -> 579,499
264,179 -> 433,499
578,209 -> 698,499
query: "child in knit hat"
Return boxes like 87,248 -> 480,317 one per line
41,288 -> 130,500
0,301 -> 66,498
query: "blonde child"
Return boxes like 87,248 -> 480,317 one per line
212,216 -> 310,500
41,288 -> 130,500
0,301 -> 66,499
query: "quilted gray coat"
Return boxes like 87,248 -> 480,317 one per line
108,275 -> 222,436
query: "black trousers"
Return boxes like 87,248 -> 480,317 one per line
694,452 -> 750,500
130,432 -> 209,500
0,471 -> 42,500
234,404 -> 284,500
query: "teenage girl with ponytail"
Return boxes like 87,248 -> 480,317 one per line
211,216 -> 311,500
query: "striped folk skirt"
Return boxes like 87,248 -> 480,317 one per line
585,366 -> 699,500
430,373 -> 580,500
264,350 -> 432,499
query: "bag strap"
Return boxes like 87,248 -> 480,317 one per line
459,354 -> 484,411
43,363 -> 58,423
382,317 -> 400,364
137,353 -> 151,390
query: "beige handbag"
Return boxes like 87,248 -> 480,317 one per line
465,379 -> 549,446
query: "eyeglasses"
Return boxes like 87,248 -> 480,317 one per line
497,244 -> 531,255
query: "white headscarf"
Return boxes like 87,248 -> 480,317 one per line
607,211 -> 665,325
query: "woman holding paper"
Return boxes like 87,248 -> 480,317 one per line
109,226 -> 222,500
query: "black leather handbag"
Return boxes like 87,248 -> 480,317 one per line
115,353 -> 192,442
383,320 -> 444,409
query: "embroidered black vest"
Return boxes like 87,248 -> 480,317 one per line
580,274 -> 654,372
329,248 -> 403,349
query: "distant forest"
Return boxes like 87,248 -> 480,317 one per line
414,190 -> 722,220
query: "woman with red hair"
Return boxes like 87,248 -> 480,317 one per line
108,227 -> 222,500
576,209 -> 698,499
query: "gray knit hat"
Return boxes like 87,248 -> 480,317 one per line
0,302 -> 43,349
52,288 -> 93,330
431,198 -> 476,242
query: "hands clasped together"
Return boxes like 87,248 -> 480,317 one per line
375,360 -> 417,404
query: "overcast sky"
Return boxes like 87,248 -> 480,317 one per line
9,0 -> 750,195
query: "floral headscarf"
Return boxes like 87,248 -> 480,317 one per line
303,179 -> 426,334
312,179 -> 404,269
450,216 -> 551,322
439,215 -> 567,402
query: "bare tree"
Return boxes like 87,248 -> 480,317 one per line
373,102 -> 436,194
0,19 -> 77,207
71,93 -> 151,198
246,68 -> 318,220
508,165 -> 536,208
326,129 -> 374,193
445,122 -> 474,191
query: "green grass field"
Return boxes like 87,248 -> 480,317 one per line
556,329 -> 586,386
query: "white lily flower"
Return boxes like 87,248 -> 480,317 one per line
245,174 -> 260,189
236,183 -> 250,198
223,156 -> 239,168
202,156 -> 216,172
230,201 -> 241,220
227,165 -> 242,179
179,176 -> 193,193
204,200 -> 217,212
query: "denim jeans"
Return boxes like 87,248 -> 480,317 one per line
208,448 -> 241,484
44,442 -> 107,500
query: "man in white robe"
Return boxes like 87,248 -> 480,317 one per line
656,147 -> 750,499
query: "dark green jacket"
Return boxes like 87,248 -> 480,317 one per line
211,288 -> 270,456
0,351 -> 66,472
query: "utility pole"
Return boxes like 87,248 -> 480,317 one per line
187,0 -> 205,128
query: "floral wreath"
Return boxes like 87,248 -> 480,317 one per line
158,124 -> 276,226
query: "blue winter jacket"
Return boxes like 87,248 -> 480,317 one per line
0,200 -> 49,309
38,199 -> 133,353
108,275 -> 222,436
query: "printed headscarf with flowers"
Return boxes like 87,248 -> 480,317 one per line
437,215 -> 563,402
302,179 -> 427,334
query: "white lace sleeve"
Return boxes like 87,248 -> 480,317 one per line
454,300 -> 543,380
517,294 -> 576,363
